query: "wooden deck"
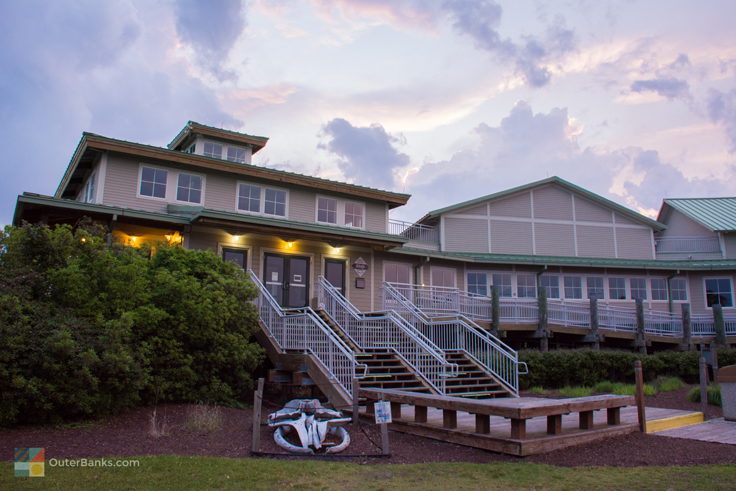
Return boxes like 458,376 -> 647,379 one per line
358,389 -> 694,456
654,418 -> 736,444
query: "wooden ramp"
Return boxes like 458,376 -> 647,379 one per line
359,389 -> 693,456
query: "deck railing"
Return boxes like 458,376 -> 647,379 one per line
317,277 -> 456,394
383,282 -> 524,396
655,236 -> 721,254
388,219 -> 439,244
248,270 -> 362,398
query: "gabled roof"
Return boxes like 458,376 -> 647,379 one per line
168,121 -> 270,153
418,176 -> 665,231
55,132 -> 411,208
660,197 -> 736,232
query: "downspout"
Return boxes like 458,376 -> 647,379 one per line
416,256 -> 430,286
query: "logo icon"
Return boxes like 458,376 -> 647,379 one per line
14,448 -> 45,477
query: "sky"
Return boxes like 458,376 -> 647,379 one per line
1,0 -> 736,226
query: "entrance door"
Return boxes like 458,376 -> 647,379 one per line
264,253 -> 310,308
222,247 -> 247,269
325,258 -> 346,293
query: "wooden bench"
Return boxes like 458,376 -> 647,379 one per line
360,388 -> 635,441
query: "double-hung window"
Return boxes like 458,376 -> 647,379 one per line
705,278 -> 733,307
237,183 -> 287,217
317,197 -> 338,224
140,167 -> 167,199
630,278 -> 647,300
540,275 -> 560,299
517,274 -> 537,298
492,273 -> 512,297
227,147 -> 246,163
609,278 -> 627,300
204,142 -> 222,159
587,277 -> 604,300
176,173 -> 202,204
564,276 -> 582,299
651,278 -> 668,301
84,173 -> 96,203
344,202 -> 364,228
671,278 -> 688,301
467,272 -> 488,296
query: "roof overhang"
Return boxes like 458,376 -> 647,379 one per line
168,121 -> 270,153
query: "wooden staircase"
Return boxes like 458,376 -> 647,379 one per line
356,349 -> 435,394
443,350 -> 512,399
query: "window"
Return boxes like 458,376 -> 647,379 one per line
467,272 -> 488,296
237,184 -> 261,213
344,202 -> 364,228
140,167 -> 167,199
204,142 -> 222,158
492,273 -> 513,297
517,274 -> 537,298
222,247 -> 247,269
264,189 -> 287,216
84,173 -> 96,203
540,275 -> 560,299
705,278 -> 733,307
651,278 -> 668,301
176,173 -> 202,203
227,147 -> 246,163
564,276 -> 582,299
587,277 -> 604,300
609,278 -> 627,300
317,197 -> 338,224
630,278 -> 647,300
671,278 -> 688,301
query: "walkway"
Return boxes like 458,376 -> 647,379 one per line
654,418 -> 736,445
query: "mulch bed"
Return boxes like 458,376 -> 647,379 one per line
2,386 -> 734,467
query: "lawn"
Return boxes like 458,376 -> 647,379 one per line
4,457 -> 736,490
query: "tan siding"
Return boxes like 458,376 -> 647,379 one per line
459,204 -> 487,215
488,192 -> 531,218
343,249 -> 373,311
616,228 -> 653,259
533,185 -> 573,220
444,217 -> 489,253
659,210 -> 713,237
205,173 -> 236,212
365,201 -> 386,233
534,222 -> 575,256
576,225 -> 616,258
490,220 -> 533,254
614,213 -> 642,226
103,155 -> 168,213
575,197 -> 613,223
288,188 -> 315,222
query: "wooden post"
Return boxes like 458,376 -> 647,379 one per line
699,356 -> 709,420
680,303 -> 692,351
251,377 -> 265,453
491,286 -> 501,338
536,289 -> 549,352
379,393 -> 390,455
352,377 -> 359,428
584,297 -> 601,350
713,305 -> 727,348
634,360 -> 646,432
635,299 -> 647,355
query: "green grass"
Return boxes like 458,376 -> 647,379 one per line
3,457 -> 736,490
592,382 -> 656,396
688,385 -> 722,407
558,386 -> 593,397
653,376 -> 686,392
527,386 -> 547,394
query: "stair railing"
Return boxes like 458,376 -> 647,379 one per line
317,276 -> 457,394
383,281 -> 525,396
248,270 -> 364,399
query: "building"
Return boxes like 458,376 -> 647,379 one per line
12,122 -> 736,370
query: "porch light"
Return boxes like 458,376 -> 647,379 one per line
286,242 -> 294,249
164,234 -> 171,241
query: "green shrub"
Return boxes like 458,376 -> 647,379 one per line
527,386 -> 547,394
687,385 -> 722,407
593,381 -> 615,393
559,386 -> 593,397
0,222 -> 264,426
654,376 -> 685,392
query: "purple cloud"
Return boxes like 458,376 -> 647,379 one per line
630,78 -> 690,100
173,0 -> 246,80
320,118 -> 409,189
707,88 -> 736,152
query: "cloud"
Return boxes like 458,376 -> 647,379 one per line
396,101 -> 735,221
442,0 -> 575,87
707,88 -> 736,152
630,78 -> 690,100
320,118 -> 409,189
173,0 -> 246,80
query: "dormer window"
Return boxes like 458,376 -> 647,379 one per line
227,147 -> 247,163
140,167 -> 167,199
203,142 -> 222,159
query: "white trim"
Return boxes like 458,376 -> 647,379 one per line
173,170 -> 207,206
314,194 -> 366,230
702,276 -> 735,309
530,190 -> 536,255
612,211 -> 619,258
136,163 -> 170,202
96,153 -> 107,203
218,243 -> 251,270
235,181 -> 289,219
487,202 -> 493,253
571,194 -> 579,256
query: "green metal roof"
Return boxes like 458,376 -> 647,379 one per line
662,197 -> 736,232
420,176 -> 665,231
393,246 -> 736,271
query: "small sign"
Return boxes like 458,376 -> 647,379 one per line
271,272 -> 279,282
293,274 -> 302,283
374,400 -> 392,424
353,257 -> 368,278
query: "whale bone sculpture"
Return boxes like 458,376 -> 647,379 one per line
267,399 -> 351,454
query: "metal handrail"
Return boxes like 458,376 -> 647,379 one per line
383,282 -> 524,396
247,270 -> 364,397
317,276 -> 457,394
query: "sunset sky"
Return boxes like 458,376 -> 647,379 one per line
2,0 -> 735,226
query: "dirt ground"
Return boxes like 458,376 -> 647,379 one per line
3,386 -> 735,467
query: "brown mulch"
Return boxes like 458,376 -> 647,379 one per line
2,386 -> 734,467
